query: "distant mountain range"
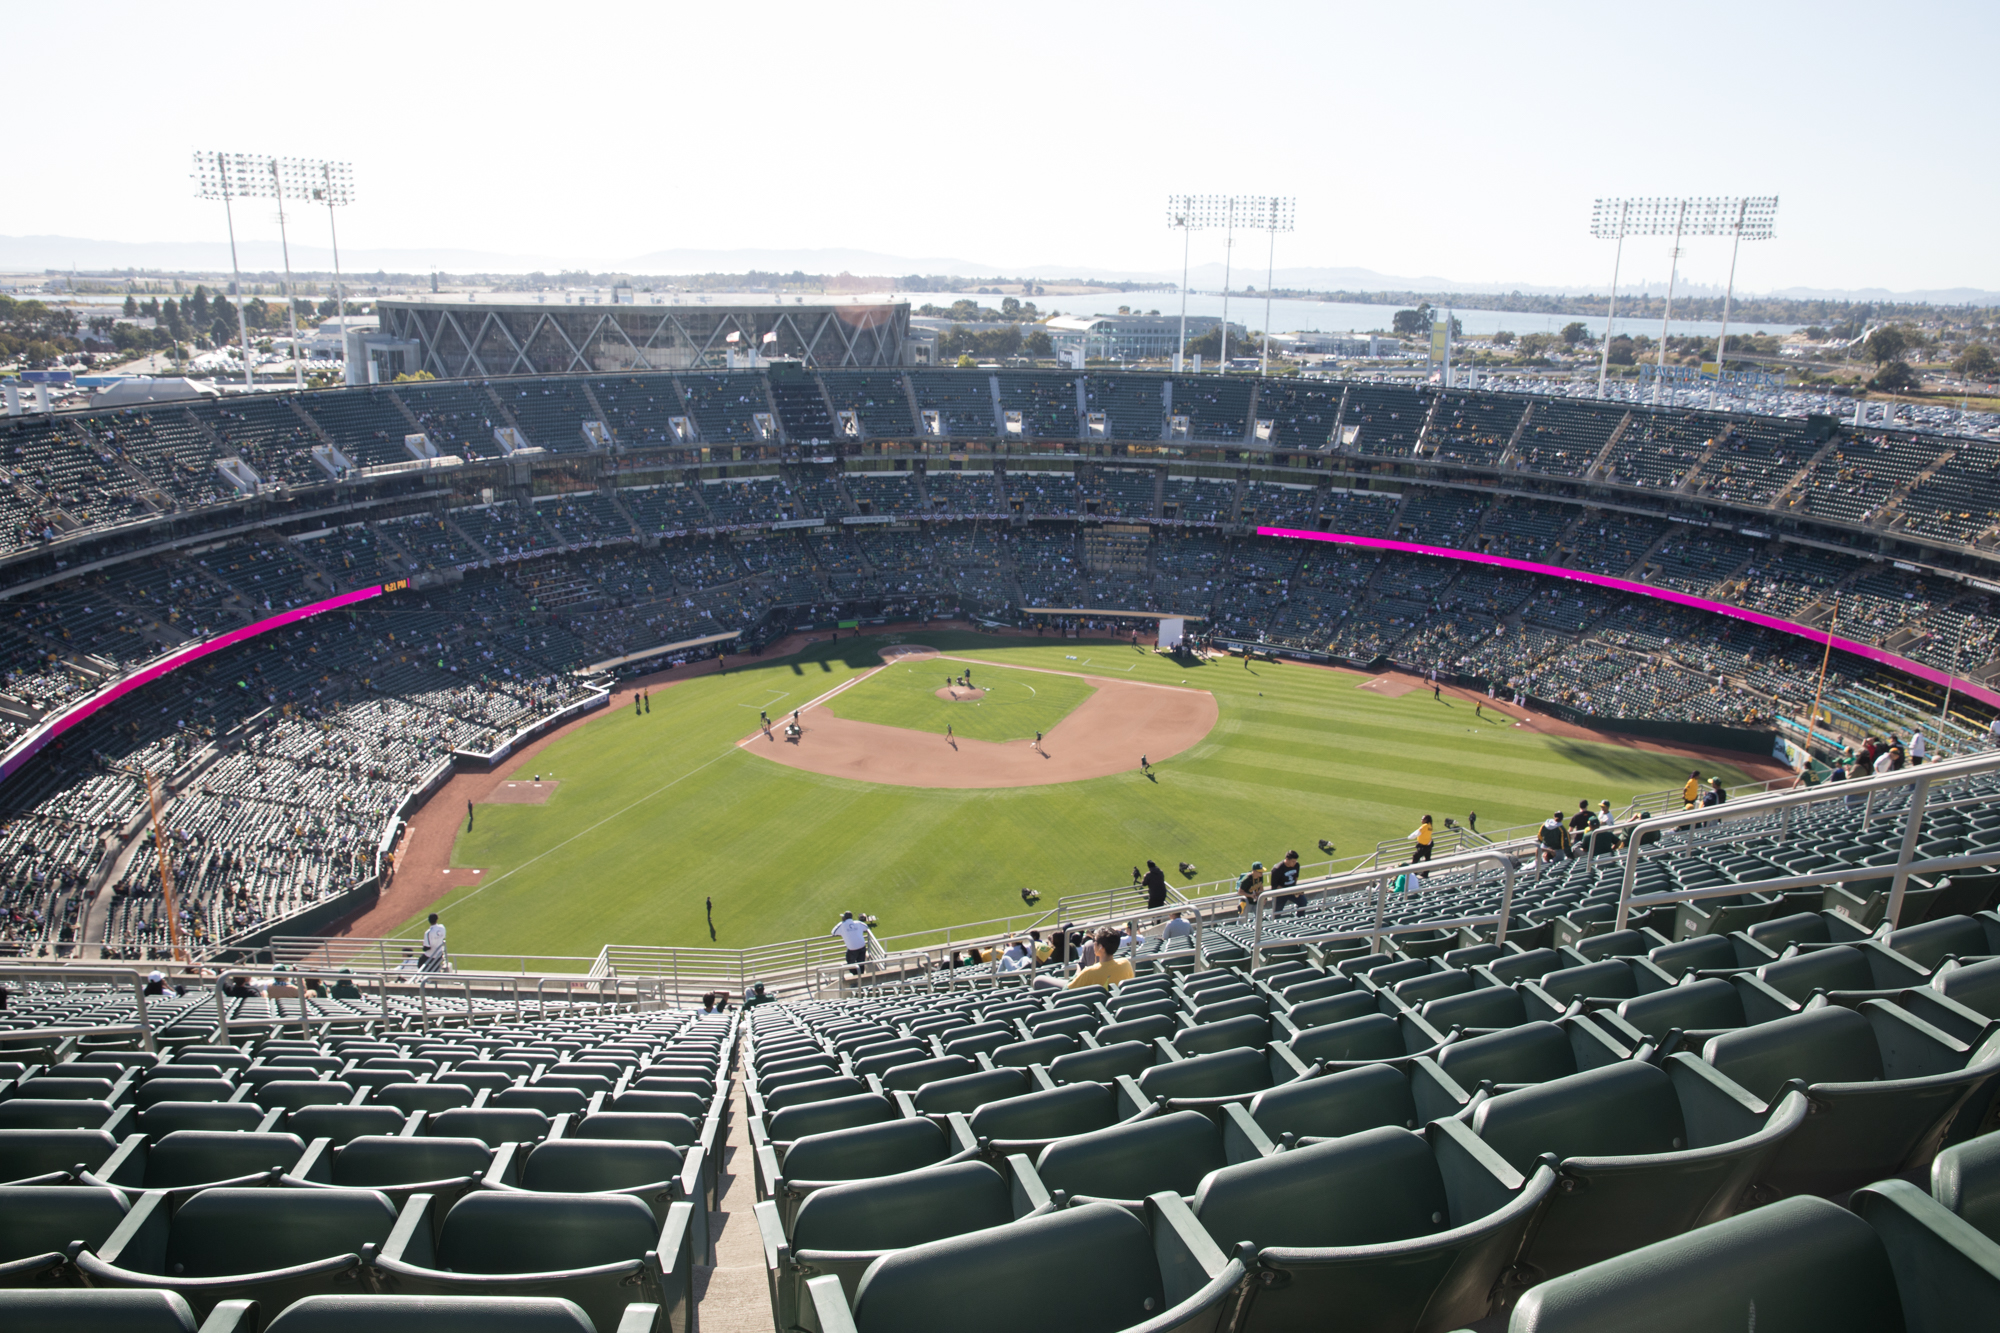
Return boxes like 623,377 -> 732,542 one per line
3,235 -> 1994,305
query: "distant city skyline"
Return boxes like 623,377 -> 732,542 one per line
4,0 -> 1994,296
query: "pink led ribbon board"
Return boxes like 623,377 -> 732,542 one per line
0,582 -> 391,785
1255,526 -> 2000,713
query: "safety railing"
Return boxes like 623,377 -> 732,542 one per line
0,965 -> 163,1052
269,936 -> 600,975
1234,748 -> 2000,969
207,966 -> 666,1043
853,897 -> 1225,996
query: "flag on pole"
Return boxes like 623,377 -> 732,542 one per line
725,331 -> 741,344
762,330 -> 778,344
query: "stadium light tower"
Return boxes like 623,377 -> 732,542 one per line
1166,195 -> 1225,373
1589,195 -> 1778,402
1244,196 -> 1297,376
192,152 -> 261,390
284,159 -> 356,357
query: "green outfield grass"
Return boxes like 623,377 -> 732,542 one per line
824,658 -> 1094,741
397,630 -> 1758,960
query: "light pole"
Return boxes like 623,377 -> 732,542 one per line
192,152 -> 261,390
1165,195 -> 1225,374
1589,196 -> 1778,402
285,159 -> 356,375
1248,196 -> 1297,376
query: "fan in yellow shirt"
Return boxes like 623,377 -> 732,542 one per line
1065,927 -> 1136,990
1682,771 -> 1701,808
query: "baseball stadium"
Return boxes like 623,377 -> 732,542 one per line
6,362 -> 2000,1330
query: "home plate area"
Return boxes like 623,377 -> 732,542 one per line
485,780 -> 560,804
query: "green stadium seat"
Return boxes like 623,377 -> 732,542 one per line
486,1138 -> 700,1228
761,1116 -> 978,1231
0,1289 -> 254,1333
0,1100 -> 125,1133
1466,1058 -> 1809,1278
1095,1013 -> 1182,1048
253,1080 -> 356,1111
132,1079 -> 235,1110
1510,1193 -> 1999,1332
425,1109 -> 553,1147
491,1087 -> 590,1117
1193,1123 -> 1555,1331
0,1184 -> 129,1284
0,1128 -> 126,1185
1596,976 -> 1752,1051
1033,1110 -> 1226,1210
1278,990 -> 1377,1033
1171,1015 -> 1271,1057
375,1191 -> 694,1333
987,1034 -> 1080,1069
282,1105 -> 412,1146
761,1076 -> 869,1115
802,1197 -> 1245,1333
10,1077 -> 120,1103
375,1083 -> 477,1115
606,1090 -> 706,1119
1414,984 -> 1529,1035
136,1102 -> 269,1140
264,1294 -> 638,1333
758,1158 -> 1049,1327
1221,1062 -> 1423,1161
1701,1002 -> 2000,1199
965,1080 -> 1122,1155
905,1068 -> 1029,1117
74,1186 -> 399,1318
874,1054 -> 977,1092
1887,914 -> 2000,972
764,1093 -> 896,1144
1047,1041 -> 1158,1085
284,1134 -> 493,1216
83,1130 -> 308,1203
1408,1016 -> 1633,1123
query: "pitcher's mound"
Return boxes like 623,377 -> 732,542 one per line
486,780 -> 559,804
879,644 -> 940,664
934,686 -> 987,702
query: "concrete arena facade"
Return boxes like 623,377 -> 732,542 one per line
377,297 -> 909,378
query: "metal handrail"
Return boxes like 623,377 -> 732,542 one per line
0,965 -> 159,1052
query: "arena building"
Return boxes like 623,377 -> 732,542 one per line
366,293 -> 910,382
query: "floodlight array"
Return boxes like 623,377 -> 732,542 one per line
1591,196 -> 1778,240
1167,194 -> 1230,229
192,151 -> 278,201
282,158 -> 356,207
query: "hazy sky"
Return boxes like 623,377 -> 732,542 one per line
5,0 -> 1993,292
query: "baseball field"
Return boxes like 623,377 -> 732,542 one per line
392,629 -> 1761,958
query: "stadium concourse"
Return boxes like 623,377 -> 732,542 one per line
3,750 -> 2000,1330
0,367 -> 1998,968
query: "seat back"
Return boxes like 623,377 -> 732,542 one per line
1137,1045 -> 1269,1102
1887,915 -> 1989,972
377,1083 -> 476,1114
1046,1041 -> 1156,1086
436,1192 -> 657,1275
1938,955 -> 2000,1017
1435,1021 -> 1575,1088
333,1135 -> 492,1187
1419,986 -> 1526,1033
1702,1005 -> 1883,1103
966,1081 -> 1116,1145
782,1117 -> 948,1183
1250,1063 -> 1418,1140
1507,1195 -> 1901,1331
850,1203 -> 1162,1333
1758,946 -> 1874,1001
427,1109 -> 551,1147
609,1090 -> 706,1118
1931,1131 -> 2000,1242
762,1076 -> 869,1114
1172,1015 -> 1271,1057
909,1069 -> 1029,1117
146,1131 -> 307,1187
264,1294 -> 595,1333
0,1127 -> 119,1181
1034,1110 -> 1224,1202
1536,960 -> 1637,1005
791,1160 -> 1013,1255
165,1187 -> 397,1277
519,1139 -> 683,1194
1285,1013 -> 1407,1066
287,1106 -> 409,1147
1193,1126 -> 1443,1247
0,1289 -> 203,1333
569,1113 -> 699,1146
988,1035 -> 1079,1070
0,1184 -> 128,1262
1471,1062 -> 1682,1175
138,1102 -> 267,1139
1614,978 -> 1745,1039
491,1087 -> 588,1116
876,1055 -> 977,1093
1285,991 -> 1377,1031
766,1093 -> 896,1143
